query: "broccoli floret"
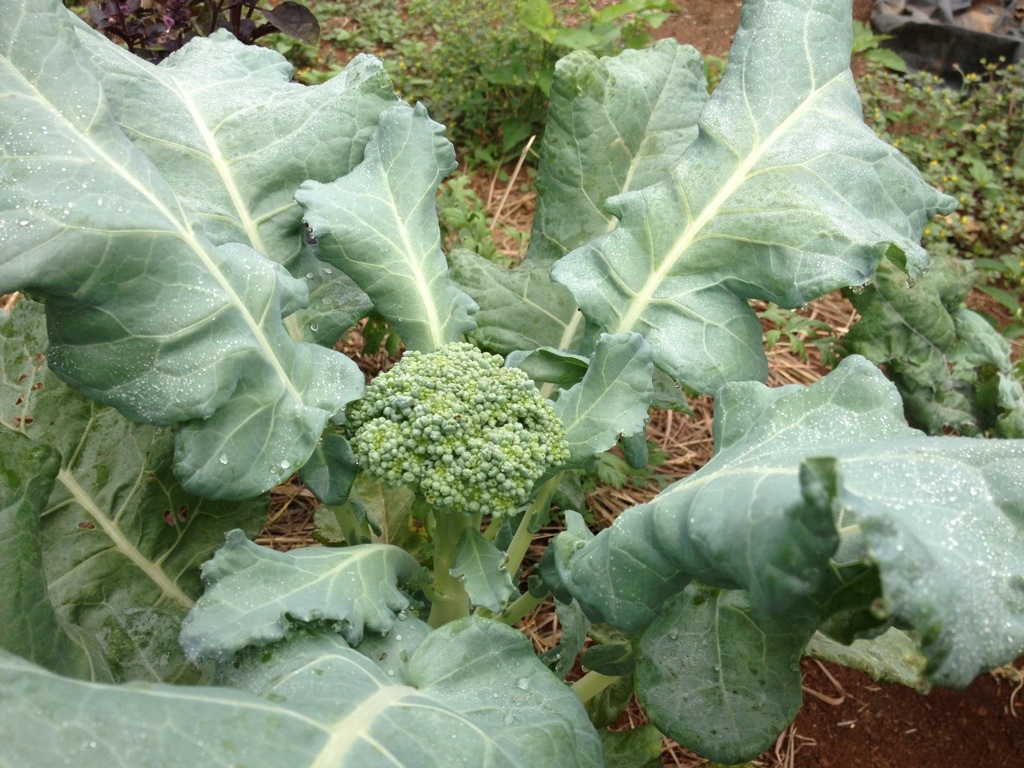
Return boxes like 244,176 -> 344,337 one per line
347,342 -> 569,518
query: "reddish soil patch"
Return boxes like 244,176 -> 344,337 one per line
791,659 -> 1024,768
654,0 -> 876,57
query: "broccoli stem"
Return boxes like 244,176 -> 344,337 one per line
482,516 -> 503,542
427,507 -> 473,628
496,590 -> 546,626
570,670 -> 620,704
504,473 -> 562,576
331,503 -> 369,545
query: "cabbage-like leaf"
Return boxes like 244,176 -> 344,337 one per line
299,433 -> 359,505
352,612 -> 431,683
506,347 -> 589,389
297,103 -> 478,352
550,0 -> 957,393
449,252 -> 583,355
526,39 -> 707,266
0,619 -> 602,767
805,628 -> 927,690
0,300 -> 265,682
451,528 -> 516,612
73,24 -> 395,268
452,41 -> 705,356
550,356 -> 1024,688
597,725 -> 663,768
180,530 -> 423,660
0,430 -> 110,681
552,333 -> 655,466
73,24 -> 392,344
0,1 -> 366,498
635,585 -> 816,764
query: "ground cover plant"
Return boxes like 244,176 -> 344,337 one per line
2,0 -> 1024,766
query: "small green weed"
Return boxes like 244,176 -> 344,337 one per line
400,0 -> 550,157
851,19 -> 906,72
759,303 -> 843,367
437,175 -> 527,267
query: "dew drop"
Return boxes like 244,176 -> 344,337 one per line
386,668 -> 395,677
668,629 -> 679,641
305,272 -> 314,279
310,323 -> 319,332
219,454 -> 228,464
18,220 -> 28,226
280,459 -> 291,470
515,677 -> 530,690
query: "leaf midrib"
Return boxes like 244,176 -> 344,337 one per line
8,52 -> 303,407
57,468 -> 194,608
614,71 -> 846,335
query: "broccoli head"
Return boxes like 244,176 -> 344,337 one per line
347,342 -> 569,517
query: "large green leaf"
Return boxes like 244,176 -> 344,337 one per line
448,251 -> 584,355
296,103 -> 478,352
73,23 -> 390,344
0,0 -> 366,498
0,430 -> 110,681
550,0 -> 956,393
552,333 -> 655,466
73,23 -> 396,270
452,40 -> 705,357
635,585 -> 816,764
180,530 -> 423,660
549,356 -> 1024,686
0,620 -> 602,767
526,39 -> 707,266
0,300 -> 266,682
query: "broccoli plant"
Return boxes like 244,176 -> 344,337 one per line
2,0 -> 1023,766
345,342 -> 569,626
347,343 -> 569,520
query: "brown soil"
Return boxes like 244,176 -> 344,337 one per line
791,659 -> 1024,768
654,0 -> 876,57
